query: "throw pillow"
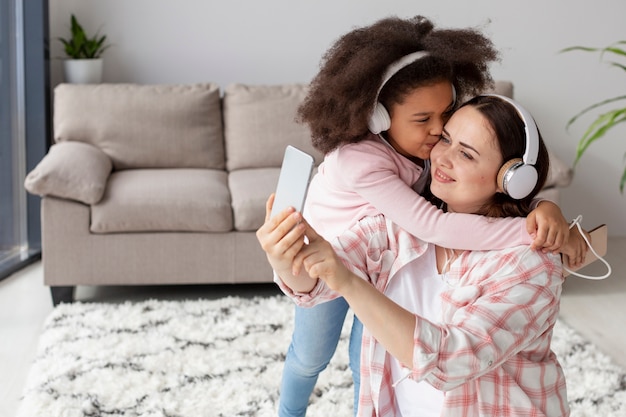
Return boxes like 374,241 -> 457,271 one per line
24,141 -> 112,204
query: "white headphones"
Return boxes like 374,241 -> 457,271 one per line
368,51 -> 430,134
485,94 -> 540,200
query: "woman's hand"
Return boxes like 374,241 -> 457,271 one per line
293,221 -> 356,293
560,226 -> 590,269
256,194 -> 314,291
526,201 -> 570,253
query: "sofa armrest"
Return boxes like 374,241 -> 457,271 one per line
25,141 -> 113,204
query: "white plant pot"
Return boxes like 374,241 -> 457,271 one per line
63,59 -> 103,84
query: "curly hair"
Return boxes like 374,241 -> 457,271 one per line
298,15 -> 499,154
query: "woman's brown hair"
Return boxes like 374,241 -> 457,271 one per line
456,95 -> 551,218
297,15 -> 499,154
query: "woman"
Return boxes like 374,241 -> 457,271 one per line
258,95 -> 570,416
280,15 -> 580,417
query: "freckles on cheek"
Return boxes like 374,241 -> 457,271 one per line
477,175 -> 496,187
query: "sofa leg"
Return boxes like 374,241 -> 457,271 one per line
50,286 -> 75,306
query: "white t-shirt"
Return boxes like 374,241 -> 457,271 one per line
385,244 -> 447,417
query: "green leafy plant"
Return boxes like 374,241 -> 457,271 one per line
561,40 -> 626,193
58,14 -> 110,59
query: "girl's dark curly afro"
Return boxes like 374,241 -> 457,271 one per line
298,15 -> 500,154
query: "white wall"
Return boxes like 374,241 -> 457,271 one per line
49,0 -> 626,236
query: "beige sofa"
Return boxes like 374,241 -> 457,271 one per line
25,82 -> 572,305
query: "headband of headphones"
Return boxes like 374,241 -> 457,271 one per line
368,51 -> 456,134
373,51 -> 430,102
482,94 -> 539,166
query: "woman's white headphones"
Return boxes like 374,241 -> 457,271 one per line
485,94 -> 540,200
368,51 -> 446,134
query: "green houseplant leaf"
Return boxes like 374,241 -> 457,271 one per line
58,14 -> 110,59
561,41 -> 626,193
622,154 -> 626,192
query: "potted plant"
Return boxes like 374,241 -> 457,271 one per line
561,41 -> 626,193
58,14 -> 111,84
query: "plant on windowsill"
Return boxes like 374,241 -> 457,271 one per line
560,41 -> 626,193
58,14 -> 111,84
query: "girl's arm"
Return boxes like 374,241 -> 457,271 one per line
337,142 -> 571,251
528,201 -> 588,267
527,200 -> 569,252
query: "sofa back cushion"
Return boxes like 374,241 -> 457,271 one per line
223,84 -> 324,171
485,80 -> 514,98
54,83 -> 224,170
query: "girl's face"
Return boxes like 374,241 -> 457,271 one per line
385,81 -> 455,161
429,105 -> 504,214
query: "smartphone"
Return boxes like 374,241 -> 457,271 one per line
270,145 -> 315,219
562,224 -> 608,277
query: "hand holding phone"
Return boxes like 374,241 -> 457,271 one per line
270,145 -> 315,219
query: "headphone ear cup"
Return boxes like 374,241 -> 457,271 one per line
368,102 -> 391,134
497,158 -> 538,200
497,159 -> 522,192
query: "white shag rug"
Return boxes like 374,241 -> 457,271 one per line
16,295 -> 626,417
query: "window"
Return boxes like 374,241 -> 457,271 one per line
0,0 -> 48,280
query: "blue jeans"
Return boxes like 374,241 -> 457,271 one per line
278,297 -> 363,417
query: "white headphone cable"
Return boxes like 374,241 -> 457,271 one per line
562,215 -> 612,280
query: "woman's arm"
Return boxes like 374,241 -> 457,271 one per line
405,248 -> 563,390
299,220 -> 563,390
296,219 -> 419,366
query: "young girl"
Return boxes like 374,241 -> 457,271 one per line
274,15 -> 583,417
261,95 -> 570,416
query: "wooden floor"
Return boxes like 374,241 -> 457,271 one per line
1,238 -> 625,417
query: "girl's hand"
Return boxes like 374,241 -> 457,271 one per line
526,201 -> 569,252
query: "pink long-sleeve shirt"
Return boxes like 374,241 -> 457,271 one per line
304,135 -> 532,248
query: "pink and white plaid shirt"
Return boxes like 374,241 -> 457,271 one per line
277,215 -> 569,417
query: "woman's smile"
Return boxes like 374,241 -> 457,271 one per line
433,168 -> 454,183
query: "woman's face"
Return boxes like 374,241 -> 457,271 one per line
429,105 -> 504,214
385,81 -> 454,161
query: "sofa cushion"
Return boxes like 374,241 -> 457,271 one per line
54,83 -> 224,170
24,141 -> 112,205
223,84 -> 324,171
91,169 -> 232,233
229,168 -> 280,231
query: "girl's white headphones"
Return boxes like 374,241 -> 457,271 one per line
368,51 -> 446,134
